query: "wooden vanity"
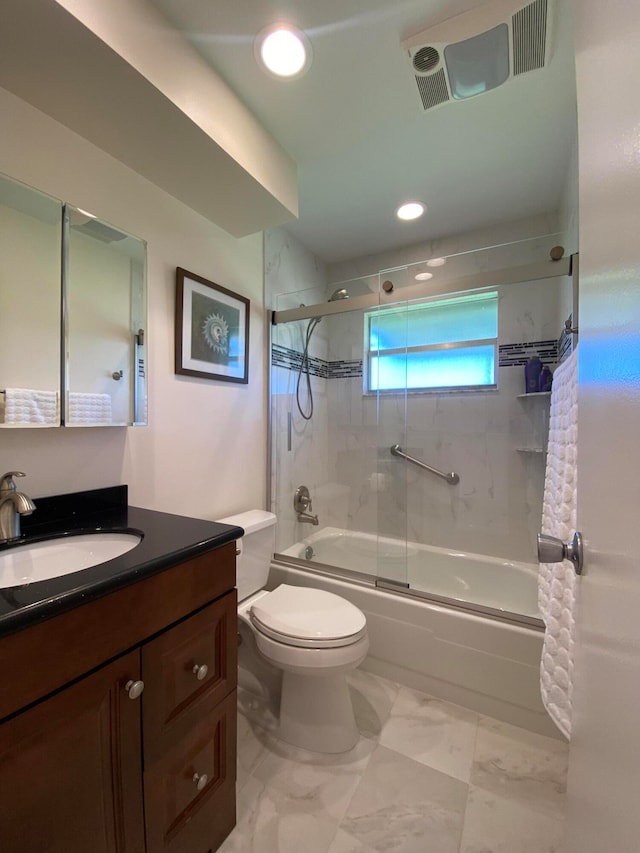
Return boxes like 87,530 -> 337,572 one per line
0,496 -> 239,853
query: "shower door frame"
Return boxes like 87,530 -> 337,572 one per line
268,253 -> 578,630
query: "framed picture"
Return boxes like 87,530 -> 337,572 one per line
175,267 -> 249,384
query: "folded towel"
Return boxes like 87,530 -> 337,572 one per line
67,392 -> 112,425
3,388 -> 59,425
538,346 -> 578,739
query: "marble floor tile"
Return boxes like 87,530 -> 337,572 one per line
327,827 -> 378,853
470,717 -> 568,819
251,734 -> 377,824
339,744 -> 468,853
348,668 -> 400,740
378,686 -> 479,782
459,784 -> 565,853
218,775 -> 341,853
237,709 -> 270,792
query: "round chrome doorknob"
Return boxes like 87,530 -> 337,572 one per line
125,679 -> 144,699
193,772 -> 208,791
192,663 -> 208,681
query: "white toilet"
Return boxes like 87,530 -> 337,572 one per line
218,510 -> 369,753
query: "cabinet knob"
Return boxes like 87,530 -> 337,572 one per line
193,772 -> 208,791
125,679 -> 144,699
192,663 -> 208,681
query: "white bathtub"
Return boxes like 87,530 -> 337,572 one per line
273,528 -> 556,738
281,527 -> 540,620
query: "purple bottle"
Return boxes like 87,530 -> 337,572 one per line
524,356 -> 542,393
538,365 -> 553,392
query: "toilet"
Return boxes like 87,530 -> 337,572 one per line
218,510 -> 369,753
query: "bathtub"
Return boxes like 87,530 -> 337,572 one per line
272,527 -> 557,738
281,526 -> 540,621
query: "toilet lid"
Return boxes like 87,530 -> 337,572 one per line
250,584 -> 366,647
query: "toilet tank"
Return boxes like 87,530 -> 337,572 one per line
217,510 -> 276,602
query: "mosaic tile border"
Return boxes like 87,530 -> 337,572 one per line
498,339 -> 559,367
273,338 -> 565,379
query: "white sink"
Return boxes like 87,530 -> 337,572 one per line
0,532 -> 142,588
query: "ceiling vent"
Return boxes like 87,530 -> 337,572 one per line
402,0 -> 553,112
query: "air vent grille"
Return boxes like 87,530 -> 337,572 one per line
415,69 -> 449,110
512,0 -> 548,75
413,46 -> 440,72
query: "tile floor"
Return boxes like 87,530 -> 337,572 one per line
220,669 -> 568,853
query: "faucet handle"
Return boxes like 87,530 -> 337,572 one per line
0,472 -> 27,492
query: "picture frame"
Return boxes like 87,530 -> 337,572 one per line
175,267 -> 250,384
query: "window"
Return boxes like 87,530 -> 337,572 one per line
365,290 -> 498,393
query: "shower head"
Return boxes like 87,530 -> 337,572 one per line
328,288 -> 349,302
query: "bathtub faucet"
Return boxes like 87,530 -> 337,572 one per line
293,485 -> 319,526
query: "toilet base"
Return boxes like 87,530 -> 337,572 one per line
278,670 -> 359,753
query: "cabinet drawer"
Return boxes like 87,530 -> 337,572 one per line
143,689 -> 237,853
142,591 -> 237,762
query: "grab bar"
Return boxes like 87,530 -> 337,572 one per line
389,445 -> 460,485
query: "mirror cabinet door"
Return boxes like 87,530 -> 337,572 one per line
65,207 -> 147,427
0,175 -> 62,427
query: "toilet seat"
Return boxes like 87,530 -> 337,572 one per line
250,584 -> 367,649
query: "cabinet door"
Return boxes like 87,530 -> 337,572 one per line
142,591 -> 237,763
144,689 -> 237,853
0,650 -> 145,853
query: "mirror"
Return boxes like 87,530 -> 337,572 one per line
0,174 -> 62,427
0,173 -> 147,427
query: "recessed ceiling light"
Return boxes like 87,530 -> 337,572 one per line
255,24 -> 312,78
396,202 -> 425,221
415,272 -> 433,281
427,257 -> 446,267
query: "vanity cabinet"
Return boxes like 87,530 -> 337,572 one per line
0,543 -> 237,853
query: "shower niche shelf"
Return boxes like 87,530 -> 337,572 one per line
516,392 -> 551,398
516,447 -> 547,454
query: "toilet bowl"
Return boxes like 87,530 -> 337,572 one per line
218,510 -> 369,753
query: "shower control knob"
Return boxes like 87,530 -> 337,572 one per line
192,663 -> 208,681
537,531 -> 584,575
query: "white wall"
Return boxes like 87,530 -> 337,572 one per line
0,86 -> 267,520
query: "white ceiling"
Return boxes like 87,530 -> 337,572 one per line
149,0 -> 577,263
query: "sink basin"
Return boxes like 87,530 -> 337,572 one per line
0,532 -> 142,588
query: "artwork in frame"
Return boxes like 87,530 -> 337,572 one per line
175,267 -> 250,384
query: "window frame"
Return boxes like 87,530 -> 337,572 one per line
363,290 -> 499,395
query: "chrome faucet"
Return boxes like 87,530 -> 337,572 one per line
293,485 -> 319,526
0,471 -> 36,543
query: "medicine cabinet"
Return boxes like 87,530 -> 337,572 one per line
0,173 -> 147,427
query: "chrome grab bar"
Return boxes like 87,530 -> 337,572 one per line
389,445 -> 460,485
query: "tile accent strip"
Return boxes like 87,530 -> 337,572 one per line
498,339 -> 559,367
274,339 -> 564,378
272,344 -> 363,378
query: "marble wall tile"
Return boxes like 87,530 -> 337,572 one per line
378,687 -> 479,783
459,785 -> 566,853
339,745 -> 468,853
470,718 -> 569,820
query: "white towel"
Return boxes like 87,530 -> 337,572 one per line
538,346 -> 578,739
3,388 -> 59,425
67,392 -> 112,425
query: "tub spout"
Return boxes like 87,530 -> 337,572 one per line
297,511 -> 319,526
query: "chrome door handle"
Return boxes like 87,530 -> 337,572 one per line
537,531 -> 584,575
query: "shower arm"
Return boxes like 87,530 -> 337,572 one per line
390,445 -> 460,486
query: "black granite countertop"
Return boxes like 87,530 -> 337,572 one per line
0,485 -> 242,638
